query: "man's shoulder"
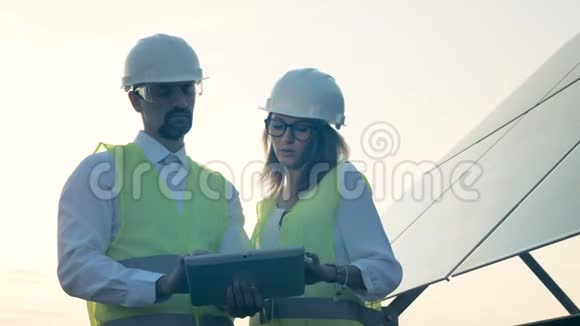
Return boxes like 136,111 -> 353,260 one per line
67,151 -> 115,180
80,151 -> 115,168
60,150 -> 117,195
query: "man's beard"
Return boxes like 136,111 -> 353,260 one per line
158,108 -> 193,140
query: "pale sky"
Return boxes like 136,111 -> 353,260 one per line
0,1 -> 579,325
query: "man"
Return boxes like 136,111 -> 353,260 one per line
58,34 -> 262,326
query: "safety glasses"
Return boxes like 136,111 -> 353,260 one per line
134,81 -> 203,104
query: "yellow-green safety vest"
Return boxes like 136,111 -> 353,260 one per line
251,163 -> 384,326
87,143 -> 233,326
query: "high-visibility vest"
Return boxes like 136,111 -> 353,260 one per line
251,163 -> 384,326
87,143 -> 232,326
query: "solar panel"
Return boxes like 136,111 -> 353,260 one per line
543,63 -> 580,100
453,143 -> 580,276
437,33 -> 580,165
384,118 -> 521,241
386,80 -> 580,297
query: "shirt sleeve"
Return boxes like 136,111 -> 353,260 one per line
336,163 -> 403,301
57,152 -> 164,307
219,181 -> 252,253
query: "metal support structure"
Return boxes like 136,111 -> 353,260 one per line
520,252 -> 579,315
378,252 -> 577,325
382,285 -> 428,325
517,313 -> 580,326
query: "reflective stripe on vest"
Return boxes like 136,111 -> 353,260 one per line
101,255 -> 234,326
118,254 -> 180,274
101,314 -> 194,326
258,298 -> 385,326
102,314 -> 234,326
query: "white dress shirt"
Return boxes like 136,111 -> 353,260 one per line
258,162 -> 402,301
57,131 -> 251,307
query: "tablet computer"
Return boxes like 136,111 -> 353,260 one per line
184,247 -> 305,306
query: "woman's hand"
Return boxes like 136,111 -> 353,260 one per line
304,252 -> 337,285
225,281 -> 264,318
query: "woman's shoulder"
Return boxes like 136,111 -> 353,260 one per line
336,161 -> 370,194
337,161 -> 365,178
338,160 -> 360,173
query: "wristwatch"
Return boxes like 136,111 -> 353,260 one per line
324,263 -> 339,283
335,265 -> 348,287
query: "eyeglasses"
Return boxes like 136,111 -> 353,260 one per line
264,118 -> 318,141
133,81 -> 203,104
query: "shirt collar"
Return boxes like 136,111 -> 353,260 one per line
134,131 -> 188,166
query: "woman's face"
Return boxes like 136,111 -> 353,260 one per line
267,113 -> 318,170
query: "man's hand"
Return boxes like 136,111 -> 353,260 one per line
225,281 -> 264,318
304,252 -> 337,285
156,256 -> 187,298
156,250 -> 211,299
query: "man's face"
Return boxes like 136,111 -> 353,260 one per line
130,82 -> 197,140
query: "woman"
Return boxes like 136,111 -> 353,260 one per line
251,68 -> 403,326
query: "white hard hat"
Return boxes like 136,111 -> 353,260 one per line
121,34 -> 204,91
261,68 -> 346,129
